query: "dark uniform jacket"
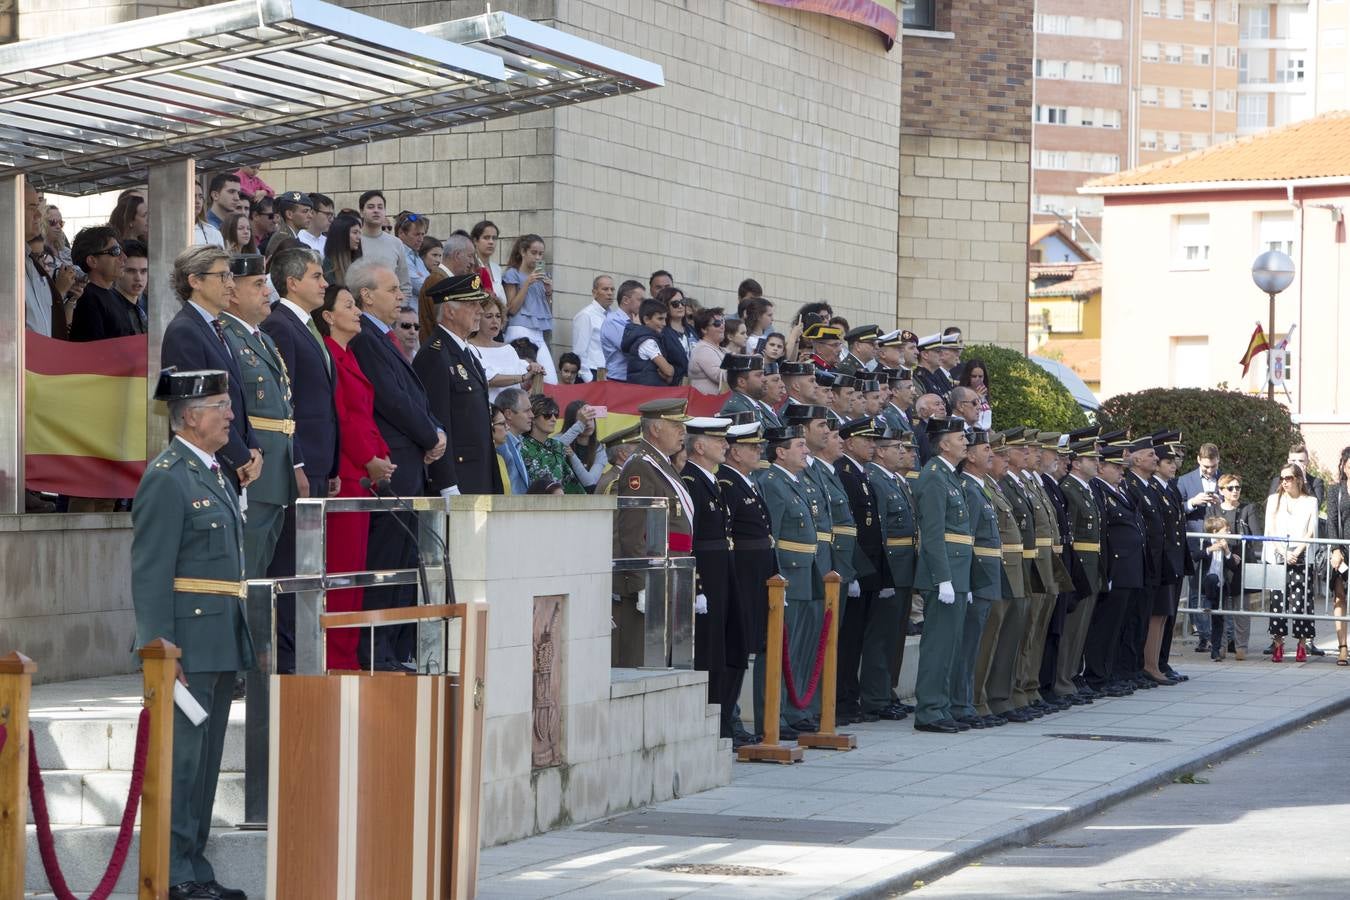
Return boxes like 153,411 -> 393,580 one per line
913,457 -> 974,593
162,303 -> 257,474
221,313 -> 298,509
1000,472 -> 1037,589
1060,473 -> 1103,598
615,441 -> 693,595
131,439 -> 255,673
1103,481 -> 1146,590
350,315 -> 440,496
1155,477 -> 1189,585
261,301 -> 339,488
719,464 -> 778,653
963,473 -> 1003,600
836,454 -> 884,590
413,325 -> 501,494
1124,471 -> 1166,588
682,463 -> 745,672
801,457 -> 844,584
868,462 -> 916,590
912,365 -> 952,406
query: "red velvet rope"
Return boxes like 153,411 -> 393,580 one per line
0,722 -> 6,755
780,606 -> 834,710
28,706 -> 151,900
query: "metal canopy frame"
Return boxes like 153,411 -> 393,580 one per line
0,1 -> 663,196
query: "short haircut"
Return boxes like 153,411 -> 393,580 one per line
1218,473 -> 1242,489
530,393 -> 560,419
1289,442 -> 1307,455
443,232 -> 473,261
738,278 -> 763,299
249,196 -> 273,214
172,245 -> 230,301
616,279 -> 645,306
309,192 -> 333,210
1204,515 -> 1229,533
1197,442 -> 1220,461
358,189 -> 385,210
592,274 -> 613,291
345,256 -> 390,304
638,298 -> 667,322
650,269 -> 673,286
208,172 -> 240,197
121,238 -> 148,261
692,305 -> 725,336
71,225 -> 119,272
558,352 -> 582,370
829,315 -> 850,332
269,246 -> 321,296
494,387 -> 528,415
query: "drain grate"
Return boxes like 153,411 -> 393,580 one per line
585,810 -> 887,845
1045,732 -> 1170,744
651,863 -> 788,877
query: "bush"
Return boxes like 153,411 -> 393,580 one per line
1099,388 -> 1301,500
962,343 -> 1089,433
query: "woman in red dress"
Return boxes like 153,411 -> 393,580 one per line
315,284 -> 396,670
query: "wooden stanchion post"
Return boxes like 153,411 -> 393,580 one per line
139,639 -> 181,900
0,651 -> 35,900
798,572 -> 856,750
736,575 -> 804,764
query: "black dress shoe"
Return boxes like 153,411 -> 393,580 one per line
956,716 -> 987,729
915,719 -> 959,733
778,725 -> 802,740
907,621 -> 924,636
1310,645 -> 1327,656
859,712 -> 881,723
946,718 -> 971,731
169,883 -> 218,900
1163,668 -> 1189,681
204,881 -> 248,900
983,714 -> 1008,726
1194,639 -> 1211,653
878,706 -> 908,720
1002,709 -> 1033,722
899,702 -> 916,713
732,733 -> 757,749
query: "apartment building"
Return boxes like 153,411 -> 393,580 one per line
1237,0 -> 1316,134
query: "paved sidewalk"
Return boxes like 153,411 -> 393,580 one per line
477,657 -> 1350,898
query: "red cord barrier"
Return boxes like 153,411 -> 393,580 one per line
28,706 -> 151,900
0,722 -> 6,755
780,607 -> 833,710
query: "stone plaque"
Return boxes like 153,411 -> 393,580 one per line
532,595 -> 564,768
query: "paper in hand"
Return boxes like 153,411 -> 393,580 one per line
174,681 -> 209,726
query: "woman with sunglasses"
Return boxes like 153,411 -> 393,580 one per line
520,395 -> 587,494
1265,464 -> 1319,662
657,286 -> 694,379
688,306 -> 729,395
1326,447 -> 1350,665
1201,474 -> 1263,660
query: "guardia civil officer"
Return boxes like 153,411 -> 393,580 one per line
132,369 -> 254,900
868,427 -> 917,720
950,430 -> 1002,729
911,416 -> 975,733
219,254 -> 297,579
717,354 -> 769,426
973,433 -> 1027,725
1054,441 -> 1104,704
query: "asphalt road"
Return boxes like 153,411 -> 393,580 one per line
910,704 -> 1350,898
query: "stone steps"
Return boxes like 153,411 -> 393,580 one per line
27,770 -> 246,827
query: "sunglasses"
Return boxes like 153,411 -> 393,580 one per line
711,317 -> 725,327
1280,474 -> 1298,481
669,300 -> 684,307
399,212 -> 423,223
93,244 -> 124,257
1223,485 -> 1242,491
396,322 -> 417,331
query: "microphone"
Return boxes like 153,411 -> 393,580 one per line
359,477 -> 456,606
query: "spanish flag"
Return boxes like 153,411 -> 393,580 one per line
542,382 -> 729,441
1239,323 -> 1269,376
25,333 -> 148,497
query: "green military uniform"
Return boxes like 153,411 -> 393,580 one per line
950,470 -> 1002,723
1055,465 -> 1103,698
868,459 -> 916,709
719,389 -> 762,424
911,432 -> 974,728
220,311 -> 298,578
760,462 -> 826,731
1014,465 -> 1059,707
131,371 -> 256,890
976,472 -> 1030,719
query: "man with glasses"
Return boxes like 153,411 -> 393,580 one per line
297,193 -> 333,255
950,386 -> 981,433
68,226 -> 136,341
1178,443 -> 1222,651
394,304 -> 420,362
162,245 -> 260,492
249,196 -> 277,254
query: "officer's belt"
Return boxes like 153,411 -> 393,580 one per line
886,536 -> 916,547
1035,537 -> 1053,547
735,538 -> 775,550
1073,541 -> 1101,552
944,533 -> 974,546
778,539 -> 817,554
248,415 -> 295,436
832,525 -> 857,537
1022,549 -> 1038,559
974,546 -> 1002,558
1002,545 -> 1023,557
693,539 -> 733,552
815,531 -> 832,543
173,578 -> 246,599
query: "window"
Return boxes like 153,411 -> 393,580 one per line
1164,87 -> 1182,108
1195,0 -> 1213,20
1141,86 -> 1160,106
1238,94 -> 1267,129
1194,47 -> 1211,66
1281,56 -> 1305,83
1165,44 -> 1183,64
1038,150 -> 1069,169
1036,59 -> 1067,78
1221,46 -> 1238,68
1238,50 -> 1250,84
1036,105 -> 1069,124
1174,215 -> 1211,267
902,0 -> 936,29
1190,133 -> 1209,150
1093,153 -> 1120,173
1036,14 -> 1069,33
1099,108 -> 1121,129
1223,1 -> 1239,23
1171,337 -> 1210,388
1034,15 -> 1123,37
1216,90 -> 1236,112
1140,130 -> 1158,150
1164,131 -> 1182,152
1045,301 -> 1085,335
1192,89 -> 1210,110
1101,64 -> 1122,83
1241,6 -> 1270,40
1166,0 -> 1184,19
1258,211 -> 1296,255
1143,0 -> 1161,15
1143,42 -> 1161,63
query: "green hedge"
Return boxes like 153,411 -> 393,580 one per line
1099,388 -> 1301,500
962,343 -> 1089,433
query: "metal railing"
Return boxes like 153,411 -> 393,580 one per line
612,496 -> 696,669
1185,530 -> 1350,625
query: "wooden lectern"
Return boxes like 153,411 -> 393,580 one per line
267,603 -> 488,899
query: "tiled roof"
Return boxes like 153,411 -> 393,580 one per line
1029,222 -> 1060,246
1030,261 -> 1101,299
1039,339 -> 1100,384
1084,111 -> 1350,192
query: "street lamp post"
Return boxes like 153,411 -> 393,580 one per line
1252,250 -> 1296,402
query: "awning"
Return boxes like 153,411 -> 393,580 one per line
0,0 -> 663,196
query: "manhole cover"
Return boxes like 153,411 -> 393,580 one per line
1046,733 -> 1170,744
651,863 -> 788,877
1100,880 -> 1294,895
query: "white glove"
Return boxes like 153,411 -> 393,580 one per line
635,589 -> 646,615
1107,580 -> 1113,591
847,580 -> 861,598
695,593 -> 708,615
938,581 -> 956,605
439,485 -> 461,497
879,588 -> 896,599
964,592 -> 973,604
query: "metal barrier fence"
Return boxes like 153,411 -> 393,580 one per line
1185,530 -> 1350,625
612,496 -> 697,669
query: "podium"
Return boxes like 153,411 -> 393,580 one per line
267,603 -> 487,899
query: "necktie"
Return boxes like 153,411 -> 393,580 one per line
388,329 -> 402,352
306,316 -> 332,375
212,317 -> 227,346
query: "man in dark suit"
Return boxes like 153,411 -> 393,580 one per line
1177,442 -> 1222,650
835,417 -> 888,721
260,246 -> 340,673
347,257 -> 446,670
413,272 -> 501,495
69,228 -> 146,341
162,246 -> 260,489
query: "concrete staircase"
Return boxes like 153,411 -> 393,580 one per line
24,676 -> 266,898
